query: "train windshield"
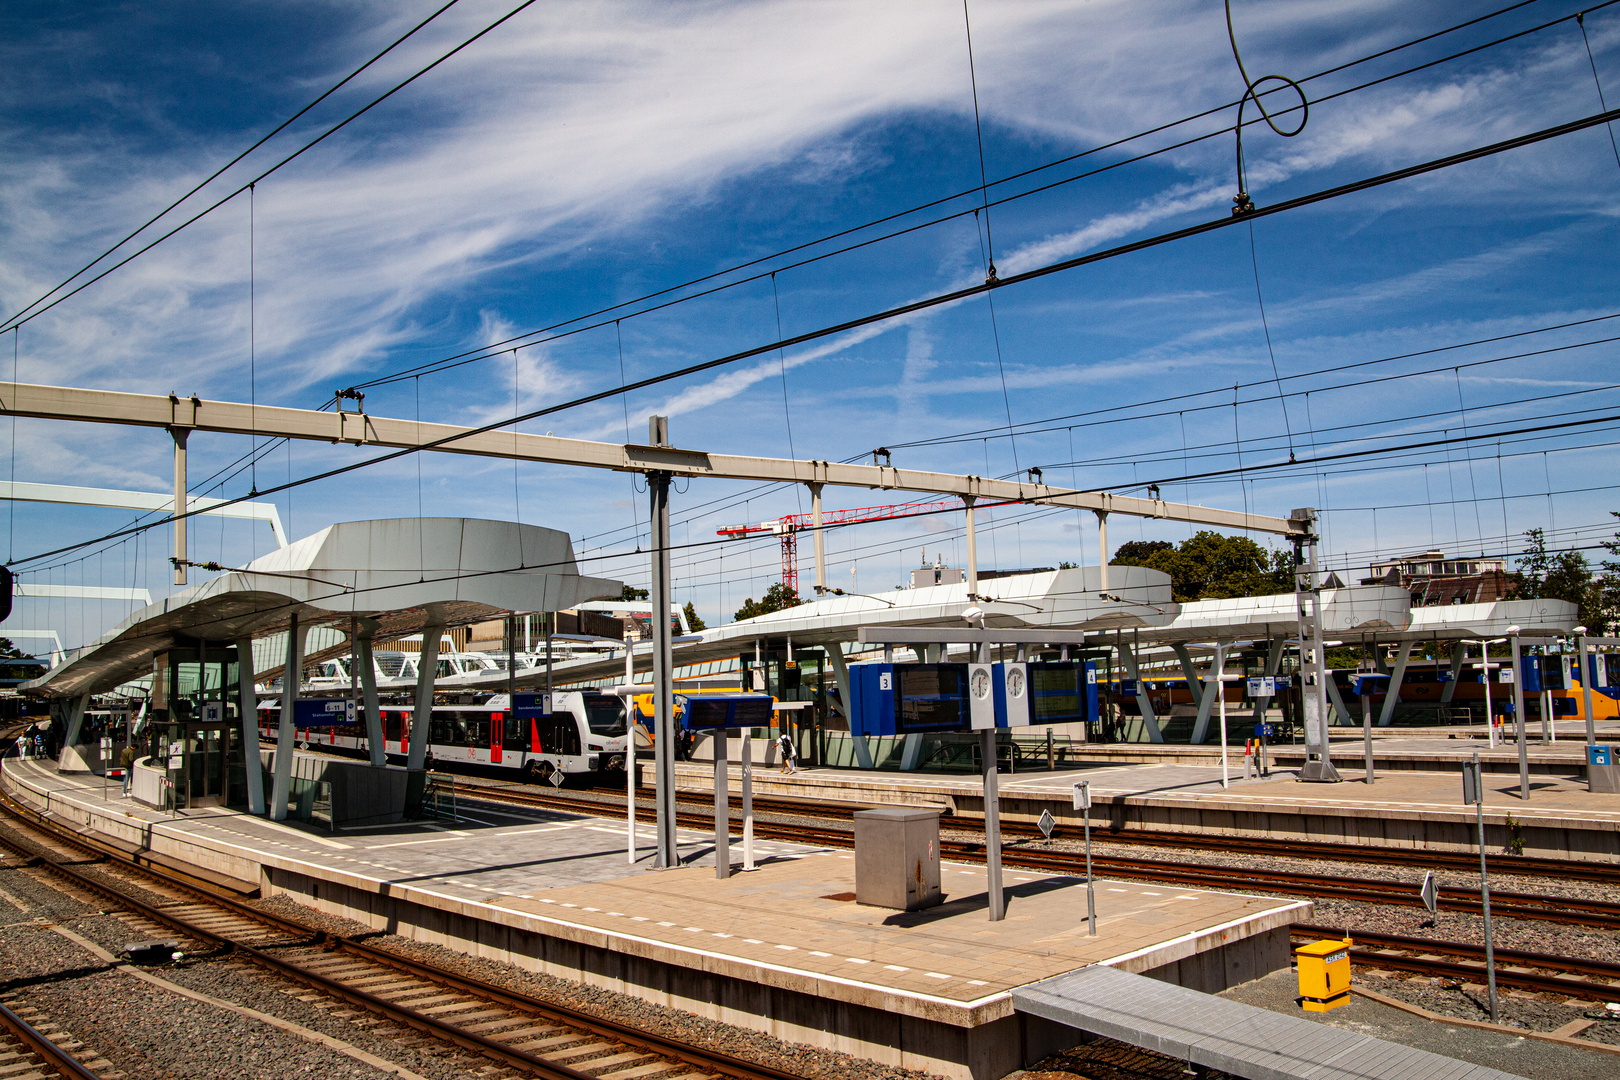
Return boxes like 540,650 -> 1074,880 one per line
583,696 -> 628,736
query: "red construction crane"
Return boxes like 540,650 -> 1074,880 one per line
717,498 -> 1005,594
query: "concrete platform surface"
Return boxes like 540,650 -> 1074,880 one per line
0,753 -> 1317,1080
0,755 -> 1304,1018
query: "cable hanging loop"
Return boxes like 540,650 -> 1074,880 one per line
1227,0 -> 1309,215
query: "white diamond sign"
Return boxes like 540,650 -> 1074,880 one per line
1037,809 -> 1056,840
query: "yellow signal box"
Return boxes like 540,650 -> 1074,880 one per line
1295,937 -> 1352,1012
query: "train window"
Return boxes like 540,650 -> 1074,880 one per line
503,713 -> 527,750
584,697 -> 627,736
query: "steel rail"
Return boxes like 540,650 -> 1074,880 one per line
0,1001 -> 103,1080
0,791 -> 811,1080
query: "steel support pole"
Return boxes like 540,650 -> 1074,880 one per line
1476,750 -> 1499,1024
1095,511 -> 1109,593
964,496 -> 979,596
1511,632 -> 1528,801
627,634 -> 638,864
1482,645 -> 1497,747
1295,510 -> 1339,782
1580,632 -> 1596,745
713,728 -> 730,879
649,420 -> 678,868
234,636 -> 265,815
982,727 -> 1004,921
270,613 -> 301,821
742,723 -> 755,870
810,482 -> 826,594
171,428 -> 188,585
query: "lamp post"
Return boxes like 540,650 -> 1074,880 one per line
1507,625 -> 1528,802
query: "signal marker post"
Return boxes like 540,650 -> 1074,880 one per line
1463,752 -> 1499,1023
1073,781 -> 1095,936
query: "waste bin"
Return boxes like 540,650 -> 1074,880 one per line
1590,744 -> 1619,794
853,807 -> 941,911
1295,937 -> 1352,1012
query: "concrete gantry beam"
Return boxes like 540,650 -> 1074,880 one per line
0,480 -> 289,547
1,381 -> 1305,538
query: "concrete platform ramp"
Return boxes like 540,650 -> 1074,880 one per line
1013,964 -> 1524,1080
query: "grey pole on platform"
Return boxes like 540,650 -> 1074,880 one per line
172,428 -> 188,586
1294,509 -> 1339,782
270,613 -> 302,821
648,415 -> 678,869
713,728 -> 730,879
1577,627 -> 1596,745
234,635 -> 265,815
1509,626 -> 1528,802
1467,751 -> 1500,1023
976,629 -> 1005,921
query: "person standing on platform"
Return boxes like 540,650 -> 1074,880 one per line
777,727 -> 797,775
119,743 -> 137,796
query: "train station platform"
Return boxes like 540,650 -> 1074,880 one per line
666,748 -> 1620,862
1015,964 -> 1525,1080
0,753 -> 1306,1080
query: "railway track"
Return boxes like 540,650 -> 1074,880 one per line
0,790 -> 804,1080
1290,924 -> 1620,1002
459,771 -> 1620,884
0,1000 -> 101,1080
448,779 -> 1620,929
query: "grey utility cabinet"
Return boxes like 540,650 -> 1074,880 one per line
853,807 -> 942,911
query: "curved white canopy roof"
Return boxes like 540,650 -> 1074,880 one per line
26,517 -> 619,699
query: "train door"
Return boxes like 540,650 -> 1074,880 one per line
490,710 -> 503,764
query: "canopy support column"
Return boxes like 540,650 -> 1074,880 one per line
356,623 -> 383,766
1119,638 -> 1164,743
271,613 -> 303,821
235,636 -> 265,815
825,641 -> 872,769
1378,641 -> 1414,726
1441,642 -> 1465,704
408,620 -> 445,771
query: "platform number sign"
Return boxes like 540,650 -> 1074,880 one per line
1461,760 -> 1482,806
1037,809 -> 1056,840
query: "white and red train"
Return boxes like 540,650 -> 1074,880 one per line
257,690 -> 630,781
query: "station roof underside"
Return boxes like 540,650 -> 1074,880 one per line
24,517 -> 619,700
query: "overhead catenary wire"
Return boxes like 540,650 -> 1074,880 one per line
0,0 -> 466,334
1577,10 -> 1620,173
346,0 -> 1611,395
14,103 -> 1620,570
0,0 -> 544,336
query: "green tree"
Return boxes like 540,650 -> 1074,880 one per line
682,601 -> 706,632
733,582 -> 802,622
1110,530 -> 1291,603
0,638 -> 24,659
1519,526 -> 1607,632
619,584 -> 649,602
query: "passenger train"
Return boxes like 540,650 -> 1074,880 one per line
1104,652 -> 1620,724
257,690 -> 630,781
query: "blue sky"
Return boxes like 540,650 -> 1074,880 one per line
4,0 -> 1620,653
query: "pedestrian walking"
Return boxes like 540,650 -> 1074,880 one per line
777,728 -> 797,775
